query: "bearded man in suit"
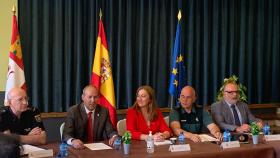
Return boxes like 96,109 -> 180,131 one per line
211,82 -> 263,133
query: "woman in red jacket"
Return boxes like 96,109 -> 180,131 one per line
126,85 -> 171,141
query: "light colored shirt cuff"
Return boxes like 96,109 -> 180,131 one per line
67,138 -> 74,145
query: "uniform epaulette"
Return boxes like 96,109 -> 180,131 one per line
174,106 -> 181,111
0,106 -> 9,114
26,106 -> 36,112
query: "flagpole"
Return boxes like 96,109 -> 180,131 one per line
5,4 -> 27,106
170,96 -> 174,109
91,10 -> 117,127
12,5 -> 16,15
5,5 -> 16,106
99,9 -> 102,20
169,10 -> 183,110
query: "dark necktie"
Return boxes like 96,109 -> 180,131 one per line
87,112 -> 93,142
231,105 -> 241,126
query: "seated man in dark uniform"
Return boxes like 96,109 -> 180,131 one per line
169,86 -> 222,142
0,87 -> 46,145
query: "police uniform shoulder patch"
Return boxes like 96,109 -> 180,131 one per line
0,106 -> 8,113
34,115 -> 42,122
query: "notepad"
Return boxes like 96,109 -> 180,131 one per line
265,134 -> 280,141
21,144 -> 45,155
28,149 -> 53,158
154,140 -> 172,146
169,144 -> 191,152
84,143 -> 112,150
220,141 -> 240,149
199,134 -> 219,142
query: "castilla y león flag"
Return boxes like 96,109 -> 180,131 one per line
4,14 -> 26,106
91,19 -> 117,127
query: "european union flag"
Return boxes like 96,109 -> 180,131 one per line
168,10 -> 186,106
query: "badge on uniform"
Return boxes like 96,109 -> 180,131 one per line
24,128 -> 31,132
195,117 -> 199,122
34,115 -> 42,122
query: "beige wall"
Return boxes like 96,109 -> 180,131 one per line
0,1 -> 18,91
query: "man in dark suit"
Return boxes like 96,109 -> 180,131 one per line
63,85 -> 118,149
211,82 -> 262,132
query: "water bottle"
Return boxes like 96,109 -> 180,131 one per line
114,136 -> 122,150
263,123 -> 270,135
146,131 -> 154,154
57,140 -> 68,158
223,130 -> 231,142
178,132 -> 185,144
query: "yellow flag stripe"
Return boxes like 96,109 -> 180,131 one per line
100,77 -> 115,106
92,36 -> 115,106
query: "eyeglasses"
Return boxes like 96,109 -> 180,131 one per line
11,97 -> 29,103
225,91 -> 239,94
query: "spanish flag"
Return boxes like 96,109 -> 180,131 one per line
4,13 -> 27,106
91,17 -> 117,127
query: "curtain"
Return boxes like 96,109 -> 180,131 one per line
18,0 -> 280,112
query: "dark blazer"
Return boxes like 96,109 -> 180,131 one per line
63,103 -> 117,142
211,99 -> 259,131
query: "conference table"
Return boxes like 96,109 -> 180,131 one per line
41,137 -> 280,158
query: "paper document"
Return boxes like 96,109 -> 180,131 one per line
265,134 -> 280,141
169,144 -> 191,152
22,144 -> 45,155
199,134 -> 219,142
154,140 -> 172,146
84,143 -> 112,150
28,149 -> 53,158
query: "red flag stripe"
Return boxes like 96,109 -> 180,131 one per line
91,73 -> 100,89
11,15 -> 19,44
98,21 -> 108,49
21,83 -> 27,91
9,52 -> 24,69
98,94 -> 117,127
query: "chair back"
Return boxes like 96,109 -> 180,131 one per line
60,122 -> 65,141
164,116 -> 169,127
117,119 -> 126,136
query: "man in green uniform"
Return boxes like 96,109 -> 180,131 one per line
169,86 -> 222,142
